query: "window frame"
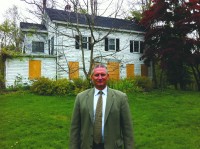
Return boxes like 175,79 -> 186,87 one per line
75,35 -> 91,50
108,38 -> 116,51
105,38 -> 120,51
32,41 -> 44,53
130,40 -> 144,53
82,36 -> 88,49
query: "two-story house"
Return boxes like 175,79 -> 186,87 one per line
5,7 -> 151,87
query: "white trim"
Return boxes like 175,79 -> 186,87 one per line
21,29 -> 48,33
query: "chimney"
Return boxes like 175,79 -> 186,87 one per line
65,4 -> 71,12
43,0 -> 46,14
94,0 -> 97,15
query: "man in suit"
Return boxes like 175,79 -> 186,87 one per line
69,64 -> 134,149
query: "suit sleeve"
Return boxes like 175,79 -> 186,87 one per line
121,94 -> 135,149
69,94 -> 81,149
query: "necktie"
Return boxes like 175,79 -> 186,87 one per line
94,90 -> 103,144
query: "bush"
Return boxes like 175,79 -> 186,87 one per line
0,74 -> 5,89
30,77 -> 54,95
72,78 -> 91,95
134,76 -> 153,91
54,79 -> 75,96
30,76 -> 153,96
108,78 -> 142,93
108,79 -> 134,93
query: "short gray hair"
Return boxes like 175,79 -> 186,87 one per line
91,64 -> 108,75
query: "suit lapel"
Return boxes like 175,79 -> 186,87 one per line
86,88 -> 95,123
104,88 -> 114,124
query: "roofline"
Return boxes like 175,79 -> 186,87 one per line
52,20 -> 145,34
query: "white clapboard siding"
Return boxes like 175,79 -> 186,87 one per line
5,57 -> 56,87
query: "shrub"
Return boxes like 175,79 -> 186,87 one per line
108,78 -> 142,93
30,76 -> 153,96
0,74 -> 5,89
133,76 -> 153,91
53,79 -> 75,96
72,78 -> 91,95
30,77 -> 54,95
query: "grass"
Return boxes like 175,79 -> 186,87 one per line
0,90 -> 200,149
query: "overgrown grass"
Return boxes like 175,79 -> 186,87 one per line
0,90 -> 200,149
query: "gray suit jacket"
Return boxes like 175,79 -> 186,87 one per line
69,87 -> 134,149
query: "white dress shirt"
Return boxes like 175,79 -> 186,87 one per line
93,86 -> 107,141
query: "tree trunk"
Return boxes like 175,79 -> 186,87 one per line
152,59 -> 158,88
191,65 -> 200,91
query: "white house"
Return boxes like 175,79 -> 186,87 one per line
5,7 -> 151,87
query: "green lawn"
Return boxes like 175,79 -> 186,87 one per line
0,90 -> 200,149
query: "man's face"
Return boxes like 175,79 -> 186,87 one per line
91,67 -> 109,90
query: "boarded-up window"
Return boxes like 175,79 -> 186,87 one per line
141,64 -> 148,77
29,60 -> 41,79
126,64 -> 134,79
107,62 -> 120,80
69,62 -> 79,79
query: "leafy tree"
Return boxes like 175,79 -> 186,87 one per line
0,6 -> 22,89
140,0 -> 200,90
126,0 -> 152,22
0,6 -> 22,51
183,0 -> 200,90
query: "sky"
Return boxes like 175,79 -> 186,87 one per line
0,0 -> 30,23
0,0 -> 132,24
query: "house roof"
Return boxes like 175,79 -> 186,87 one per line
20,22 -> 47,31
45,8 -> 145,32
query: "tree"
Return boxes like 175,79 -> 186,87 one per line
0,5 -> 22,51
0,5 -> 23,89
140,0 -> 200,90
125,0 -> 152,21
182,0 -> 200,90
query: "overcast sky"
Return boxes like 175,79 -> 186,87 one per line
0,0 -> 24,22
0,0 -> 132,24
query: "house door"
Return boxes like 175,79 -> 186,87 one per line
107,62 -> 120,80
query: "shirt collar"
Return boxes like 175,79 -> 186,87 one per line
94,86 -> 108,96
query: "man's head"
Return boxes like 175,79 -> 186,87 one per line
91,64 -> 109,90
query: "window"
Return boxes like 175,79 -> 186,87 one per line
68,61 -> 79,79
134,41 -> 139,52
75,35 -> 91,50
126,64 -> 134,79
82,37 -> 88,49
51,36 -> 54,55
109,39 -> 115,50
48,40 -> 50,55
105,38 -> 120,51
32,41 -> 44,53
29,60 -> 41,79
107,62 -> 120,80
130,40 -> 144,53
